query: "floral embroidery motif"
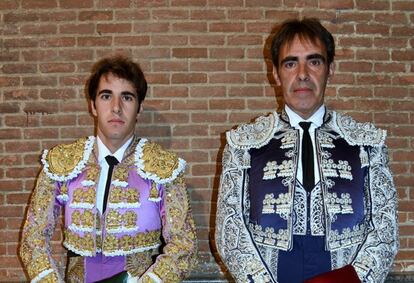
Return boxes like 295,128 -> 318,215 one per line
227,112 -> 281,150
280,131 -> 297,149
321,158 -> 353,180
249,223 -> 289,250
261,193 -> 291,220
69,210 -> 95,232
105,210 -> 139,233
262,160 -> 295,180
325,192 -> 354,222
70,188 -> 95,209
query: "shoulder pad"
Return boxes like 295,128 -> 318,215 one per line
334,112 -> 386,146
42,136 -> 95,182
135,139 -> 186,184
226,112 -> 281,150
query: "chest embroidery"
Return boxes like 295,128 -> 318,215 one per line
262,193 -> 291,220
262,160 -> 294,180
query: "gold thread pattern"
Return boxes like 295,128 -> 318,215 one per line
142,142 -> 179,179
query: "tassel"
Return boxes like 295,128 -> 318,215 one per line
148,182 -> 161,202
359,146 -> 369,168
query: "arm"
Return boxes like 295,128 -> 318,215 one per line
139,174 -> 198,283
215,144 -> 273,283
351,145 -> 399,282
20,170 -> 64,283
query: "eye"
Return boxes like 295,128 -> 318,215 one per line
122,94 -> 135,102
100,93 -> 111,100
309,58 -> 324,66
283,61 -> 296,69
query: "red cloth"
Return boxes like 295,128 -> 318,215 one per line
304,264 -> 361,283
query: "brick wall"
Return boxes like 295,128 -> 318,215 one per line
1,0 -> 413,281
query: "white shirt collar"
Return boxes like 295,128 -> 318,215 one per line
285,104 -> 325,128
96,136 -> 133,164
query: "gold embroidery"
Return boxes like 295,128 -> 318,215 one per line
67,256 -> 84,283
149,182 -> 159,200
110,187 -> 123,203
142,142 -> 179,179
46,137 -> 87,175
102,230 -> 161,253
71,210 -> 82,226
73,189 -> 83,203
106,211 -> 121,230
86,164 -> 99,181
124,211 -> 137,228
126,188 -> 139,203
113,166 -> 128,181
126,250 -> 155,277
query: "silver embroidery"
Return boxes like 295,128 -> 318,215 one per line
311,185 -> 325,236
262,193 -> 291,220
249,223 -> 289,250
325,192 -> 353,222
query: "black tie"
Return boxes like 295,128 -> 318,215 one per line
299,122 -> 314,191
103,155 -> 119,213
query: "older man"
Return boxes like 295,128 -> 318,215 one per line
216,18 -> 398,283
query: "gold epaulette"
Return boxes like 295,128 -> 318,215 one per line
136,139 -> 186,184
42,136 -> 95,181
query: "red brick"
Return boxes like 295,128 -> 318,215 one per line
339,62 -> 373,73
60,0 -> 94,8
20,24 -> 57,35
114,36 -> 150,46
172,22 -> 207,32
209,73 -> 244,84
4,38 -> 38,48
61,127 -> 94,139
136,126 -> 172,138
210,48 -> 245,59
154,113 -> 189,124
320,0 -> 353,8
392,26 -> 414,37
173,48 -> 207,59
39,11 -> 77,21
171,0 -> 206,6
171,73 -> 207,84
40,89 -> 76,100
152,35 -> 188,46
209,99 -> 245,110
172,100 -> 207,110
339,37 -> 373,48
355,0 -> 390,10
392,75 -> 414,85
98,0 -> 131,8
190,10 -> 225,20
374,63 -> 406,73
0,0 -> 19,9
0,155 -> 22,166
0,76 -> 19,87
22,50 -> 58,61
0,129 -> 21,140
190,86 -> 226,98
144,99 -> 171,111
392,50 -> 414,61
152,86 -> 188,97
0,180 -> 23,191
39,37 -> 76,48
246,73 -> 270,84
5,167 -> 39,179
60,23 -> 94,34
209,0 -> 243,6
356,50 -> 389,61
60,75 -> 88,86
190,61 -> 226,72
5,141 -> 40,153
97,23 -> 131,33
134,48 -> 170,59
58,50 -> 94,61
41,115 -> 77,126
375,87 -> 409,99
3,12 -> 40,23
393,1 -> 414,10
39,63 -> 75,73
23,128 -> 59,140
22,0 -> 57,9
191,113 -> 227,123
0,103 -> 20,114
374,37 -> 408,49
356,75 -> 391,85
80,10 -> 113,21
133,23 -> 170,33
209,22 -> 244,33
228,61 -> 263,72
78,36 -> 112,47
191,164 -> 216,176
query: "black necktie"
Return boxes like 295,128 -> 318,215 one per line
299,122 -> 314,191
103,155 -> 119,213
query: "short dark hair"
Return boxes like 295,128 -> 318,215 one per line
271,18 -> 335,70
87,56 -> 147,112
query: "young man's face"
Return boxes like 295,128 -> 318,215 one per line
91,72 -> 140,152
273,35 -> 334,120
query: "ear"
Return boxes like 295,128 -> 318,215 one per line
90,100 -> 97,117
328,62 -> 335,77
272,66 -> 281,86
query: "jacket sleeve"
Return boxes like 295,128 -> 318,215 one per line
215,144 -> 274,283
20,170 -> 64,283
139,174 -> 198,283
351,145 -> 399,282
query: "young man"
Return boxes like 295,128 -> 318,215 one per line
20,56 -> 197,282
216,18 -> 398,283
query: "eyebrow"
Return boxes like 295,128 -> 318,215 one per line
280,53 -> 326,65
98,89 -> 137,97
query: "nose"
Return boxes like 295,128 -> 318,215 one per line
111,96 -> 121,114
297,63 -> 310,81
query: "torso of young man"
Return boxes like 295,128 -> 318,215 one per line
216,106 -> 398,283
20,135 -> 197,283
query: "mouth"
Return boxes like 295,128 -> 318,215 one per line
108,118 -> 125,125
294,87 -> 313,93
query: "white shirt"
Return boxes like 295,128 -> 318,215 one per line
96,136 -> 133,213
285,104 -> 325,187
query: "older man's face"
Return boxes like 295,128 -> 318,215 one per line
273,35 -> 334,119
